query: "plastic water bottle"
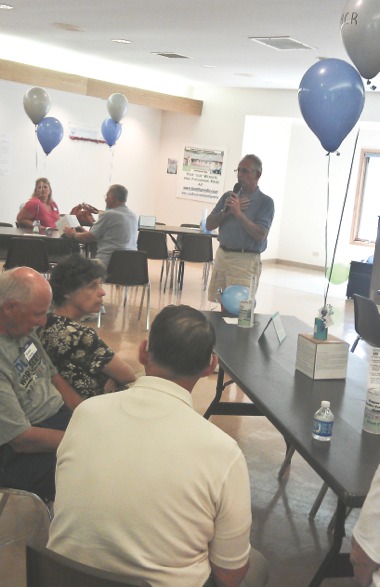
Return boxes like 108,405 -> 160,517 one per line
33,220 -> 40,233
312,401 -> 334,442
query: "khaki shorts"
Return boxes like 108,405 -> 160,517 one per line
208,247 -> 262,303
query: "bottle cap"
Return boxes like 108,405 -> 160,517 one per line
321,400 -> 330,408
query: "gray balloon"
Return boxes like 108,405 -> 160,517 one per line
107,93 -> 128,123
23,87 -> 51,125
341,0 -> 380,80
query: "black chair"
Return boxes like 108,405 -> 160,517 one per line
3,237 -> 50,275
99,250 -> 150,330
26,544 -> 151,587
175,223 -> 200,252
175,233 -> 213,291
45,237 -> 81,265
351,293 -> 380,352
137,230 -> 172,292
0,222 -> 13,227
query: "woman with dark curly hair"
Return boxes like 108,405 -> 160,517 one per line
38,253 -> 136,398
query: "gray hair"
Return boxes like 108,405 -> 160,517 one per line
109,184 -> 128,203
242,154 -> 262,176
0,267 -> 46,308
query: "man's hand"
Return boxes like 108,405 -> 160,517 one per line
52,374 -> 83,410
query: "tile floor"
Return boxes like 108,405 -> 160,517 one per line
0,259 -> 370,587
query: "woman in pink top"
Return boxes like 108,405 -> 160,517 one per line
17,177 -> 60,228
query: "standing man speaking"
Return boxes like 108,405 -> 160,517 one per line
206,154 -> 274,307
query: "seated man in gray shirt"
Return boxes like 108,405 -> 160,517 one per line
0,267 -> 82,502
64,184 -> 138,268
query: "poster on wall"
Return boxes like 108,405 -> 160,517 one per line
177,144 -> 227,204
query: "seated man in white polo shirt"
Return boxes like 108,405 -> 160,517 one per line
47,304 -> 268,587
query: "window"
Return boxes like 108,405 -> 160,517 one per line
351,149 -> 380,246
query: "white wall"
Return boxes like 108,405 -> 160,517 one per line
0,80 -> 162,223
157,87 -> 380,267
2,79 -> 380,269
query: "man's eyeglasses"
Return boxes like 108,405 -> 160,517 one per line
234,167 -> 253,174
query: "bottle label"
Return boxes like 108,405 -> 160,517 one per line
238,300 -> 254,328
313,418 -> 333,437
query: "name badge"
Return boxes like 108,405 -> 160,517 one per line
24,342 -> 38,362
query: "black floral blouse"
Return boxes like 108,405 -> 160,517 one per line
38,314 -> 115,398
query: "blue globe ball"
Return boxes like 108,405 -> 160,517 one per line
221,285 -> 251,316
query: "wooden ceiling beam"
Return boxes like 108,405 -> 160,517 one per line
0,59 -> 203,116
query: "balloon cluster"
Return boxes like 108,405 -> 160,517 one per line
23,87 -> 64,155
101,93 -> 128,147
296,0 -> 380,153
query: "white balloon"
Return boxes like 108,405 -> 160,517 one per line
23,87 -> 51,125
107,93 -> 128,122
341,0 -> 380,80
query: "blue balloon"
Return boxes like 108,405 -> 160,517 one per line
36,117 -> 64,155
298,58 -> 365,153
221,285 -> 251,316
101,117 -> 122,147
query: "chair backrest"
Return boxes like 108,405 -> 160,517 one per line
137,230 -> 168,260
179,234 -> 213,263
3,237 -> 50,273
26,544 -> 151,587
45,237 -> 81,264
177,224 -> 200,249
106,250 -> 149,287
353,294 -> 380,347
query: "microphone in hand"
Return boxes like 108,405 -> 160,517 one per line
224,183 -> 241,212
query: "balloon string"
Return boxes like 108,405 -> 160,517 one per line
35,126 -> 38,172
323,154 -> 331,307
324,129 -> 360,307
109,147 -> 115,184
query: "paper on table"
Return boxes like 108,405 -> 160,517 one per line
55,215 -> 80,235
223,317 -> 238,324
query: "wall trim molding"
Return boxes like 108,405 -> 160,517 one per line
0,59 -> 203,116
263,259 -> 324,272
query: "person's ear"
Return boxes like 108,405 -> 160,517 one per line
200,352 -> 218,378
138,340 -> 149,366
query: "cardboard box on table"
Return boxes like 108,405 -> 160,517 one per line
296,333 -> 349,380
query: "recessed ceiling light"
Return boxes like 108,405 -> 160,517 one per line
0,4 -> 14,9
201,64 -> 214,69
53,23 -> 86,32
112,39 -> 132,44
234,73 -> 255,77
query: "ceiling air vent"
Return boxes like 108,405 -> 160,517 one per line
249,36 -> 315,51
151,52 -> 189,59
